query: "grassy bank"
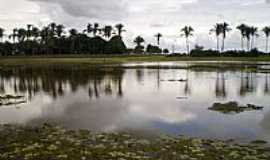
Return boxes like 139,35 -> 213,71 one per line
1,55 -> 270,66
0,124 -> 269,160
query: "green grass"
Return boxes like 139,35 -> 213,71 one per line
1,55 -> 270,66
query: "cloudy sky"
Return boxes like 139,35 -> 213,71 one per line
0,0 -> 270,51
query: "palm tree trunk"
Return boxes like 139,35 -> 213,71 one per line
221,37 -> 225,52
247,39 -> 250,51
186,37 -> 189,55
216,36 -> 219,51
241,36 -> 244,50
266,36 -> 269,53
251,36 -> 254,50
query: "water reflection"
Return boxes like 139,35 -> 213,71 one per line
240,72 -> 258,97
0,66 -> 124,100
0,63 -> 270,142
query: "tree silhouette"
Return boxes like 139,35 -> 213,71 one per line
220,22 -> 231,52
262,26 -> 270,53
237,24 -> 248,50
154,33 -> 162,46
115,24 -> 126,37
84,23 -> 93,36
134,36 -> 144,47
210,24 -> 222,51
56,25 -> 65,38
250,26 -> 259,49
244,26 -> 252,51
103,26 -> 113,39
0,27 -> 5,42
181,26 -> 194,54
134,36 -> 145,54
93,23 -> 100,37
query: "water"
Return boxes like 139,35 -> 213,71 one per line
0,62 -> 270,142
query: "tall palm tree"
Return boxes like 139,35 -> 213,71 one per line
0,28 -> 4,42
115,24 -> 126,37
250,26 -> 259,49
210,23 -> 222,51
237,24 -> 248,50
262,26 -> 270,53
26,24 -> 33,40
244,27 -> 252,51
93,23 -> 100,37
154,33 -> 162,46
181,26 -> 194,54
69,28 -> 78,53
220,22 -> 231,52
134,36 -> 145,47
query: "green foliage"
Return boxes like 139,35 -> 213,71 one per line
134,46 -> 144,54
104,36 -> 127,54
146,44 -> 162,54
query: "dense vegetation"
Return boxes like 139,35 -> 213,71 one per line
0,22 -> 270,56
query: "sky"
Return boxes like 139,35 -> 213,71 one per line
0,0 -> 270,52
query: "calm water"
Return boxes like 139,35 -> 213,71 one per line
0,62 -> 270,142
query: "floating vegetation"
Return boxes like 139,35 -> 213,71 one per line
208,101 -> 264,114
0,124 -> 269,160
0,94 -> 26,107
161,79 -> 187,82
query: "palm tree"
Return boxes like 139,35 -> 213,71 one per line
31,27 -> 40,41
56,25 -> 65,38
49,22 -> 57,37
210,24 -> 222,51
93,23 -> 100,37
115,24 -> 126,37
69,28 -> 78,53
0,28 -> 4,42
154,33 -> 162,46
181,26 -> 194,54
9,28 -> 18,44
84,23 -> 93,36
134,36 -> 145,47
244,27 -> 252,51
103,26 -> 113,39
26,24 -> 33,40
17,28 -> 27,43
237,24 -> 248,50
262,26 -> 270,53
250,26 -> 259,49
220,22 -> 231,52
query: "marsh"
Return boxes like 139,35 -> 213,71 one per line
0,61 -> 270,143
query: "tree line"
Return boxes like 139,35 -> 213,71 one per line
0,23 -> 128,55
0,22 -> 270,56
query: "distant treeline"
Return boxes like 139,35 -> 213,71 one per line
0,22 -> 270,56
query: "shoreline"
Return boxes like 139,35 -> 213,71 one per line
0,124 -> 269,160
1,55 -> 270,66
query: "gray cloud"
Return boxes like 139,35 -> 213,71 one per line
30,0 -> 128,21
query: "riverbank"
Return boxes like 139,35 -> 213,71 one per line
1,55 -> 270,66
0,124 -> 269,160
